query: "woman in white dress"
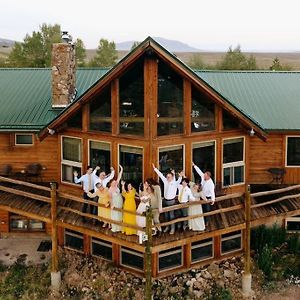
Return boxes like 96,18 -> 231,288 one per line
108,165 -> 123,232
136,184 -> 151,240
188,182 -> 206,231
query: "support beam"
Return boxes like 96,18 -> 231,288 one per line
145,207 -> 153,300
50,182 -> 61,290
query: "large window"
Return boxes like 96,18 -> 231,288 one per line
119,145 -> 143,187
15,134 -> 33,145
89,85 -> 111,132
89,141 -> 111,174
191,87 -> 215,132
159,145 -> 184,173
119,60 -> 144,136
192,141 -> 215,182
157,62 -> 183,136
286,137 -> 300,166
223,137 -> 244,186
286,215 -> 300,232
62,136 -> 82,183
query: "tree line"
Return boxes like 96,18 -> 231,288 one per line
0,24 -> 292,71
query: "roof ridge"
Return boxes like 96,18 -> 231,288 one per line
194,70 -> 300,73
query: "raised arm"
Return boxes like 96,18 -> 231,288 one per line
116,165 -> 123,184
106,167 -> 115,181
92,166 -> 100,176
192,162 -> 204,181
73,171 -> 84,184
152,163 -> 167,184
176,170 -> 184,185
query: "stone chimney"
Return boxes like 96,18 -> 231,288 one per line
51,36 -> 76,108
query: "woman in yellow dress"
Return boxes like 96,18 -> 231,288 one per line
88,182 -> 111,228
121,180 -> 137,235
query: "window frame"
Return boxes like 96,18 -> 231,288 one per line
118,143 -> 144,183
14,133 -> 34,146
64,229 -> 84,253
222,136 -> 245,187
88,139 -> 112,169
61,135 -> 83,185
285,136 -> 300,168
221,230 -> 242,255
91,237 -> 113,261
158,246 -> 183,273
157,144 -> 185,173
120,246 -> 144,271
191,140 -> 216,182
191,238 -> 214,264
285,215 -> 300,233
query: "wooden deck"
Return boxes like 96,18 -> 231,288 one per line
1,179 -> 300,252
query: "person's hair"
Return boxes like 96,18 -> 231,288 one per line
107,178 -> 115,188
205,171 -> 212,178
145,178 -> 159,186
87,165 -> 92,170
166,171 -> 174,177
95,182 -> 102,188
181,177 -> 190,186
124,181 -> 134,192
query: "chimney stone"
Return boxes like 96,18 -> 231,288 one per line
51,43 -> 76,108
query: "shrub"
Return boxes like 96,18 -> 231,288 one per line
257,244 -> 274,280
287,234 -> 300,254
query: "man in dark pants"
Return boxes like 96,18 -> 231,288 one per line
74,166 -> 96,223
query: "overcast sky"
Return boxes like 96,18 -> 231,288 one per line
1,0 -> 300,51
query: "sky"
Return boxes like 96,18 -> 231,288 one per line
1,0 -> 300,51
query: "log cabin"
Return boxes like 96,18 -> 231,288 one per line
0,37 -> 299,277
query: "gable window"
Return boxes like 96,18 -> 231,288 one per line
119,60 -> 144,136
286,137 -> 300,166
67,109 -> 82,129
90,85 -> 112,132
157,61 -> 183,136
223,137 -> 245,186
15,134 -> 33,145
191,87 -> 215,132
223,110 -> 240,130
61,136 -> 82,183
89,141 -> 111,174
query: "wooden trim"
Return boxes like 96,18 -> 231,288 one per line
111,79 -> 119,136
216,107 -> 223,132
184,243 -> 191,269
112,243 -> 120,266
251,184 -> 300,197
214,235 -> 221,260
82,104 -> 89,133
83,234 -> 91,256
0,176 -> 50,191
184,79 -> 191,136
152,252 -> 158,277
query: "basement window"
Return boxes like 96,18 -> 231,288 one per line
221,230 -> 242,255
64,229 -> 84,252
286,215 -> 300,232
158,246 -> 183,272
120,246 -> 144,271
91,238 -> 112,261
191,238 -> 214,263
10,214 -> 44,231
15,134 -> 33,145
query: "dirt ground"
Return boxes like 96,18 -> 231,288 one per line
261,285 -> 300,300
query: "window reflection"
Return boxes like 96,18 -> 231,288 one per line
89,85 -> 112,132
89,141 -> 111,174
158,62 -> 183,136
191,87 -> 215,132
119,60 -> 144,135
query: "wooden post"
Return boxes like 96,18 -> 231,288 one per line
50,182 -> 61,289
145,206 -> 153,300
242,184 -> 252,295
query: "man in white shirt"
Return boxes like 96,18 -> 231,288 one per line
152,163 -> 183,235
192,162 -> 215,225
74,166 -> 95,223
93,166 -> 115,190
178,177 -> 195,231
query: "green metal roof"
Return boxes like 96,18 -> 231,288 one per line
0,54 -> 300,132
195,71 -> 300,131
0,68 -> 108,131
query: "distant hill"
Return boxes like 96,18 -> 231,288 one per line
0,38 -> 15,48
116,37 -> 200,52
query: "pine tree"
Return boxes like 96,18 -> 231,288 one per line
89,39 -> 118,67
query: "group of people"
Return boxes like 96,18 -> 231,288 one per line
73,161 -> 215,238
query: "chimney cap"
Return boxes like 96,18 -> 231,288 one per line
61,31 -> 72,44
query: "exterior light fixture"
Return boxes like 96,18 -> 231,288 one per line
47,127 -> 55,135
61,31 -> 72,44
249,128 -> 255,136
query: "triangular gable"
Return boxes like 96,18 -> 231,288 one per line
39,37 -> 267,140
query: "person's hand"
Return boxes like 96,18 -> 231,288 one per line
119,165 -> 123,171
159,208 -> 163,213
110,167 -> 115,172
192,162 -> 195,167
105,203 -> 110,207
121,180 -> 125,186
178,170 -> 185,177
95,166 -> 100,171
87,192 -> 93,198
171,169 -> 175,175
210,200 -> 215,205
152,163 -> 156,169
73,170 -> 78,177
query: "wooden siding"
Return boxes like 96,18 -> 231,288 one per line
0,209 -> 9,234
